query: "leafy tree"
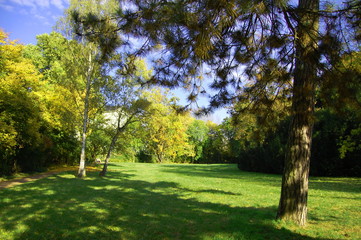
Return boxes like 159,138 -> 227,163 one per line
23,33 -> 81,132
200,121 -> 230,164
140,88 -> 195,163
57,0 -> 123,178
311,109 -> 361,176
236,116 -> 289,175
117,120 -> 149,162
235,108 -> 361,177
198,119 -> 244,164
232,94 -> 291,174
86,116 -> 111,162
186,119 -> 210,163
0,30 -> 80,174
0,30 -> 44,174
25,31 -> 108,177
320,51 -> 361,159
57,0 -> 122,63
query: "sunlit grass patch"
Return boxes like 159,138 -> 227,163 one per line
0,163 -> 360,240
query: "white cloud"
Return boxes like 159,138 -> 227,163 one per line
0,3 -> 14,11
7,0 -> 68,10
34,14 -> 46,20
10,0 -> 36,9
37,0 -> 50,8
3,0 -> 69,28
51,0 -> 66,9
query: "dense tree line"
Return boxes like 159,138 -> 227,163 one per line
0,28 -> 236,175
235,109 -> 361,177
102,93 -> 360,178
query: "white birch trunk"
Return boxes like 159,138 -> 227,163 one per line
78,50 -> 94,178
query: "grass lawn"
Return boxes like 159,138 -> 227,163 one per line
0,163 -> 360,240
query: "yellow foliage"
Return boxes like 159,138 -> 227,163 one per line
141,88 -> 195,162
0,29 -> 48,151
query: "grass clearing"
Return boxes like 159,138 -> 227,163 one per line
0,163 -> 360,240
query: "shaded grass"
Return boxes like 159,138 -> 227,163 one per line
0,163 -> 360,240
0,165 -> 80,182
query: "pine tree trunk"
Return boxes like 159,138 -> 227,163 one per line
78,52 -> 94,178
277,0 -> 319,226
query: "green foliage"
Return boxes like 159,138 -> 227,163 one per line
57,0 -> 122,61
320,51 -> 361,116
24,33 -> 80,131
200,120 -> 235,164
86,56 -> 153,169
312,110 -> 361,176
236,118 -> 288,174
0,30 -> 79,175
0,30 -> 45,174
339,126 -> 361,159
186,119 -> 209,162
138,88 -> 195,163
235,110 -> 361,177
86,116 -> 111,161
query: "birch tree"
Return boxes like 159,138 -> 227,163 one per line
58,0 -> 121,177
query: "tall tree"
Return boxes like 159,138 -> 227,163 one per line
276,0 -> 319,225
26,31 -> 105,178
58,0 -> 122,177
78,44 -> 97,177
75,0 -> 360,224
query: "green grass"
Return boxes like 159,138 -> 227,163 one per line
107,154 -> 132,163
0,163 -> 360,240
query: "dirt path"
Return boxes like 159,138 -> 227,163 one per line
0,166 -> 98,189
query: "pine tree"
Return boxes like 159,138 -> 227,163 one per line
73,0 -> 360,224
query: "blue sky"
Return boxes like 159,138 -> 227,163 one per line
0,0 -> 229,123
0,0 -> 69,44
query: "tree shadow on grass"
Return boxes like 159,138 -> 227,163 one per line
160,164 -> 283,188
160,164 -> 243,179
0,171 -> 326,240
308,177 -> 361,194
161,164 -> 361,194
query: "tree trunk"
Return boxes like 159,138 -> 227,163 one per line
99,131 -> 119,177
277,0 -> 319,226
78,51 -> 94,178
99,113 -> 134,176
